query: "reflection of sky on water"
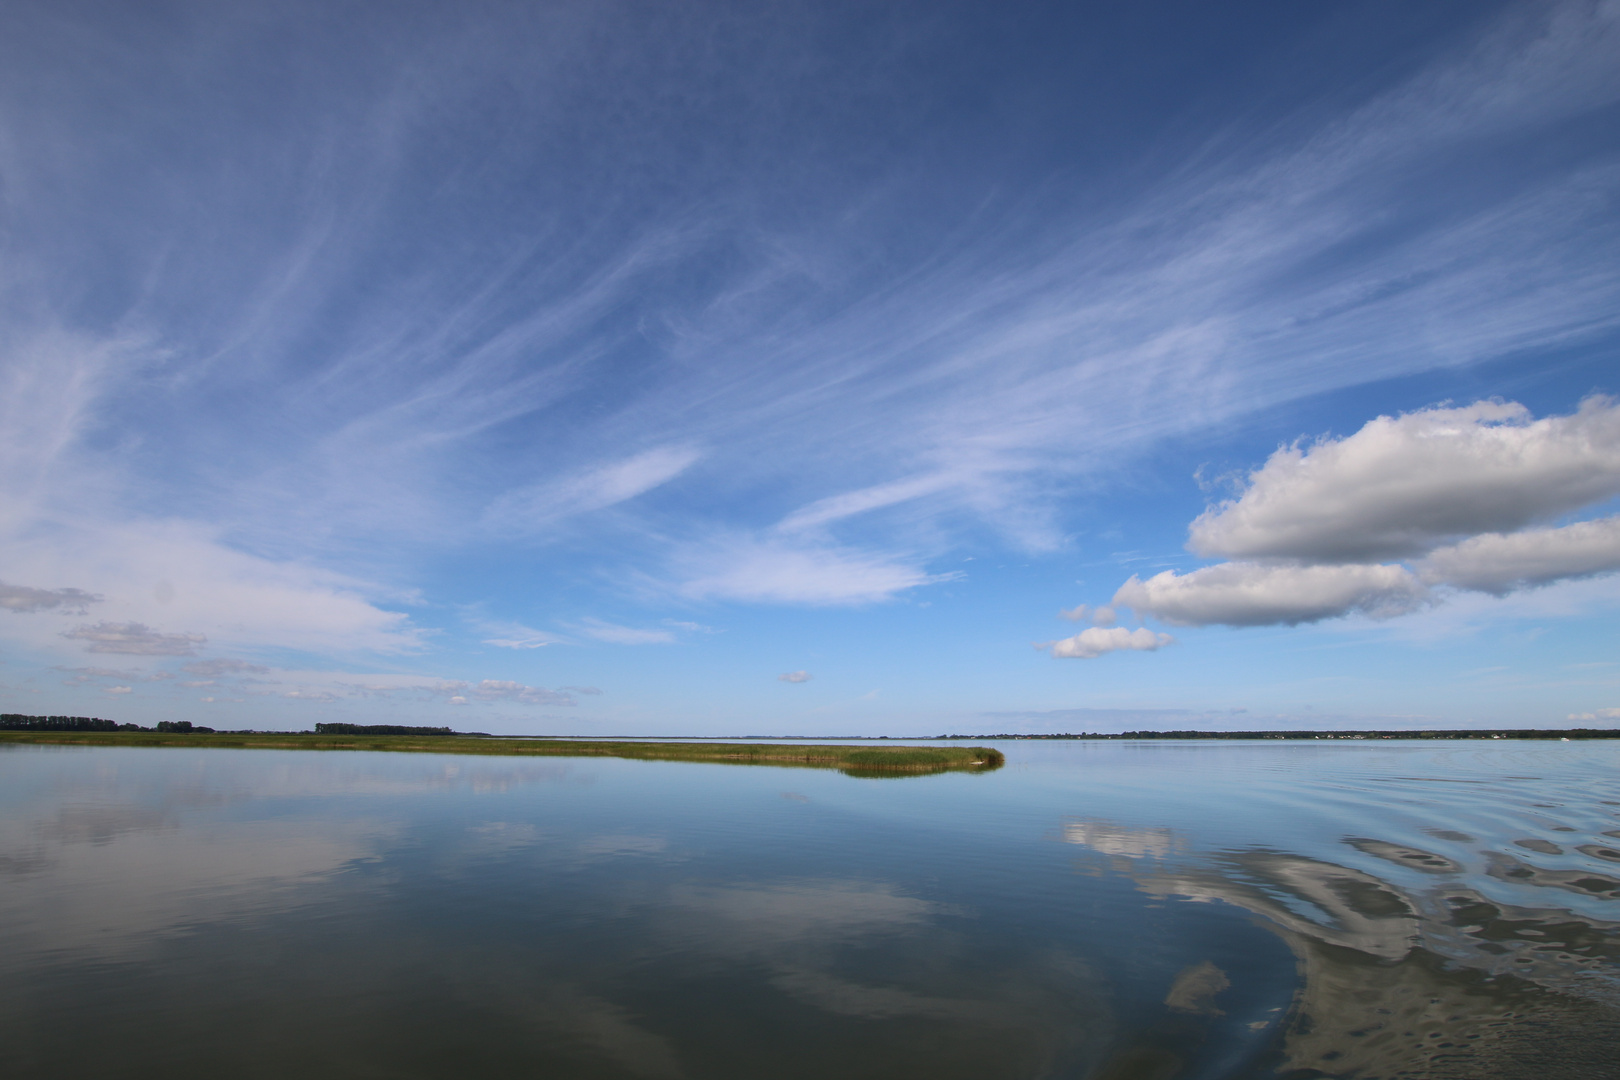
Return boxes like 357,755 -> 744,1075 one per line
1,741 -> 1617,1078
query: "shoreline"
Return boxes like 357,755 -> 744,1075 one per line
0,731 -> 1004,776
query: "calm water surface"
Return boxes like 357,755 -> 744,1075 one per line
2,740 -> 1617,1079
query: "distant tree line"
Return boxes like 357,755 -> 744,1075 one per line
1,714 -> 215,733
313,723 -> 455,736
2,714 -> 122,731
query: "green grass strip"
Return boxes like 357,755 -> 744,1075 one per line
0,731 -> 1004,776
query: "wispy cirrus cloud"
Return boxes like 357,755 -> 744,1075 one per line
672,535 -> 952,606
573,618 -> 676,645
59,666 -> 175,686
483,446 -> 703,536
475,618 -> 564,650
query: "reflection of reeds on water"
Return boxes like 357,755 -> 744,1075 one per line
0,731 -> 1004,777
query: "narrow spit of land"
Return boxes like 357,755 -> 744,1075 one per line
0,728 -> 1003,777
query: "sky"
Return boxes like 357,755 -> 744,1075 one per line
2,0 -> 1618,735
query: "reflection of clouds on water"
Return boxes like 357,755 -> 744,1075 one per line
1061,819 -> 1179,858
1163,960 -> 1230,1016
461,820 -> 548,856
449,979 -> 687,1080
3,745 -> 586,806
577,834 -> 669,858
767,966 -> 989,1021
0,818 -> 397,961
1062,810 -> 1620,1077
653,877 -> 1116,1069
666,879 -> 946,947
0,746 -> 585,961
1142,849 -> 1419,960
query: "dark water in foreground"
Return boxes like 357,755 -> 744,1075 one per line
2,741 -> 1617,1079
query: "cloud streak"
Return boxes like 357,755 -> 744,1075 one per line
62,622 -> 207,656
0,582 -> 102,615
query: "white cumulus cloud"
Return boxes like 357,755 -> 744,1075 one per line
1048,626 -> 1173,659
1419,516 -> 1620,595
1190,397 -> 1620,562
1112,563 -> 1427,628
1094,399 -> 1620,638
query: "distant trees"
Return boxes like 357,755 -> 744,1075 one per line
0,715 -> 214,733
313,723 -> 455,736
156,721 -> 215,733
1,714 -> 119,731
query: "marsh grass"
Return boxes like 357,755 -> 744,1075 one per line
0,731 -> 1004,776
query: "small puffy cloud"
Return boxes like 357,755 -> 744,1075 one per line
677,536 -> 949,605
103,685 -> 133,694
1048,627 -> 1173,659
1190,398 -> 1620,562
62,621 -> 207,655
182,658 -> 270,678
575,619 -> 675,645
1568,708 -> 1620,722
778,670 -> 813,683
0,582 -> 102,614
1420,516 -> 1620,595
1060,604 -> 1116,626
1113,563 -> 1426,627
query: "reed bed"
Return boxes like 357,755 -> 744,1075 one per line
0,731 -> 1003,776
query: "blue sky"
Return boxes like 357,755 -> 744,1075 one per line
2,0 -> 1618,734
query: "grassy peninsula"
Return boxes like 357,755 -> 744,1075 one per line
0,727 -> 1003,777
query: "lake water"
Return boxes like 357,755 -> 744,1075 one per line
2,740 -> 1617,1079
